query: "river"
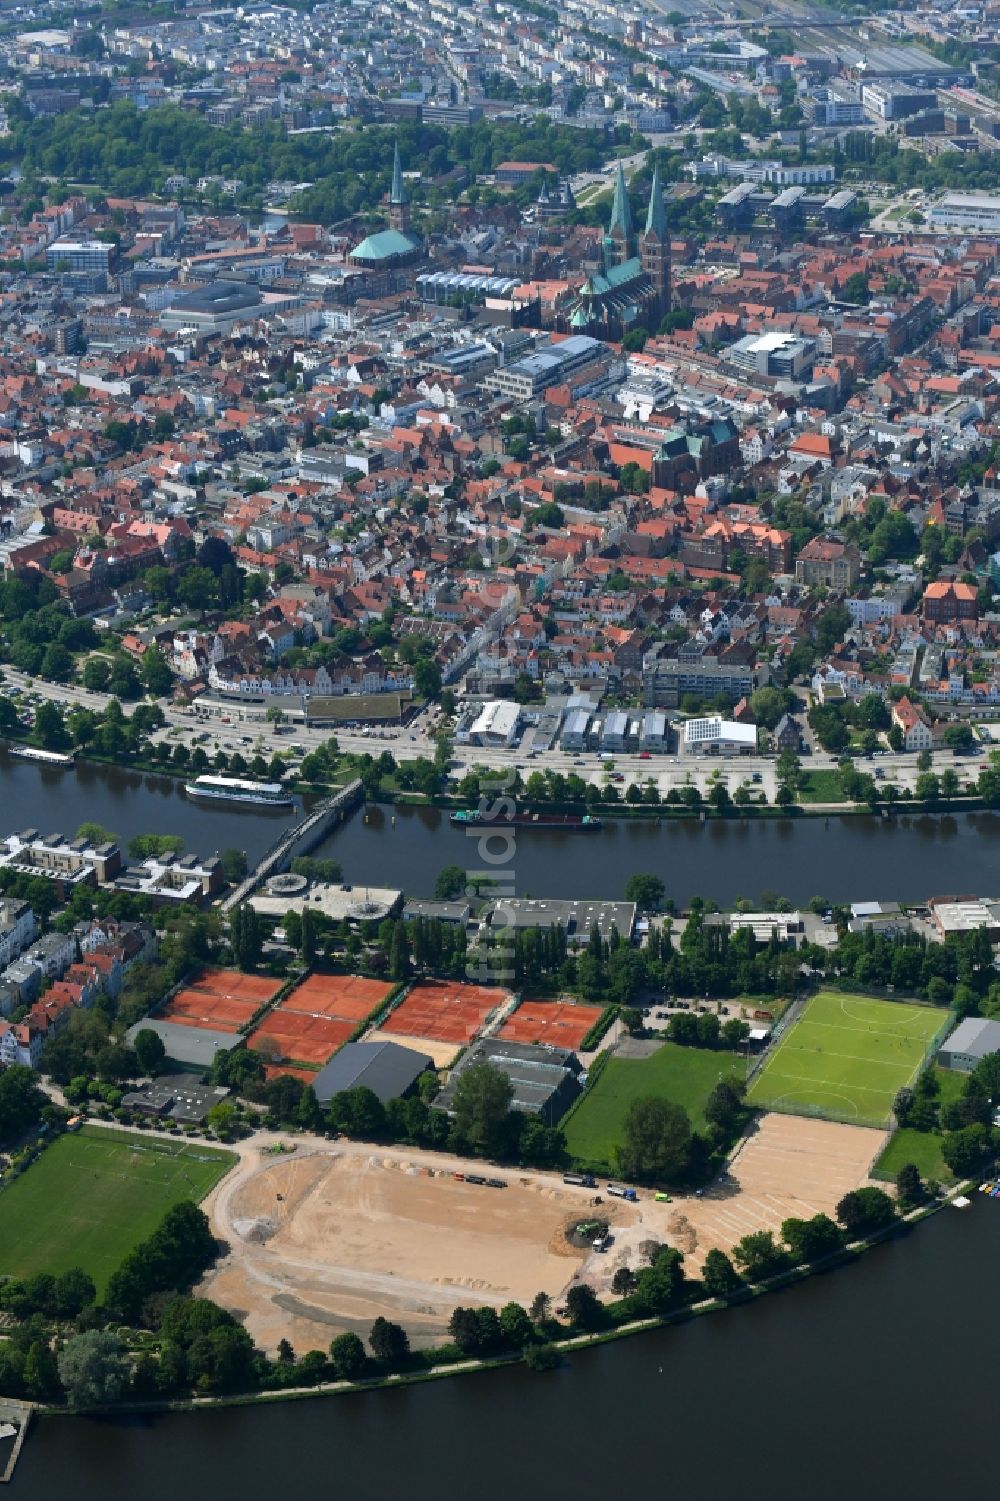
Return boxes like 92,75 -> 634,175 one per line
15,1201 -> 997,1501
3,755 -> 1000,905
0,752 -> 299,868
316,799 -> 1000,906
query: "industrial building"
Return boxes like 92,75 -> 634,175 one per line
435,1038 -> 583,1124
120,1074 -> 232,1124
481,334 -> 606,401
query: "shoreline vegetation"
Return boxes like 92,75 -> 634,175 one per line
40,1180 -> 966,1420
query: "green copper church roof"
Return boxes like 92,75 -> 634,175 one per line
581,255 -> 643,297
351,227 -> 420,263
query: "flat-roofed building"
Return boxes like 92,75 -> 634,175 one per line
683,716 -> 757,755
488,896 -> 636,947
930,192 -> 1000,232
928,896 -> 1000,940
468,699 -> 521,748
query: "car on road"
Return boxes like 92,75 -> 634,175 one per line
638,751 -> 651,759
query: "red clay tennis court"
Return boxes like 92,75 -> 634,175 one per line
499,1000 -> 604,1051
249,1010 -> 356,1066
382,979 -> 509,1045
281,973 -> 392,1022
264,1064 -> 319,1085
187,968 -> 282,1005
157,967 -> 282,1034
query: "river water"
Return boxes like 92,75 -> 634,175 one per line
16,1201 -> 998,1501
316,799 -> 1000,906
0,752 -> 299,867
3,755 -> 1000,905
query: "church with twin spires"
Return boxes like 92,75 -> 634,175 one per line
567,160 -> 671,340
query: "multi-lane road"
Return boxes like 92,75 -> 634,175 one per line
4,667 -> 990,801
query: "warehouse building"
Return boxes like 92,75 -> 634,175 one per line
311,1039 -> 433,1106
435,1038 -> 583,1124
938,1017 -> 1000,1072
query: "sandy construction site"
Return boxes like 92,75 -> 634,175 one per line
200,1114 -> 887,1354
200,1145 -> 622,1352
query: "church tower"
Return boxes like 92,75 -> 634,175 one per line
640,160 -> 671,318
388,141 -> 410,233
604,161 -> 634,274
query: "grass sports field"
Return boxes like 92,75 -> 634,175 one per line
0,1126 -> 235,1293
748,992 -> 948,1128
563,1042 -> 744,1171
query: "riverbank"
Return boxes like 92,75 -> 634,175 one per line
39,1178 -> 966,1420
22,1198 -> 1000,1501
372,788 -> 988,821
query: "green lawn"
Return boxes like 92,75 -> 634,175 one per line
747,991 -> 948,1128
873,1067 -> 965,1182
796,769 -> 848,803
563,1042 -> 743,1171
0,1126 -> 235,1293
874,1127 -> 953,1183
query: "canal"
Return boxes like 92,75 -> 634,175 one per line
16,1200 -> 998,1501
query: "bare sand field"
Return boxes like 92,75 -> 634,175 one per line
200,1146 -> 625,1353
199,1115 -> 886,1353
589,1113 -> 887,1297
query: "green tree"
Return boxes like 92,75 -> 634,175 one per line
435,864 -> 467,900
894,1163 -> 923,1209
133,1028 -> 166,1076
141,645 -> 173,696
732,1230 -> 789,1282
835,1186 -> 896,1237
329,1331 -> 366,1380
701,1247 -> 743,1299
564,1282 -> 603,1330
24,1340 -> 62,1402
781,1213 -> 841,1263
57,1332 -> 129,1408
53,1267 -> 96,1319
368,1317 -> 409,1369
452,1063 -> 512,1153
499,1301 -> 533,1348
616,1097 -> 691,1183
34,700 -> 68,750
941,1122 -> 992,1177
229,903 -> 263,971
220,848 -> 248,884
624,873 -> 666,911
749,686 -> 786,730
